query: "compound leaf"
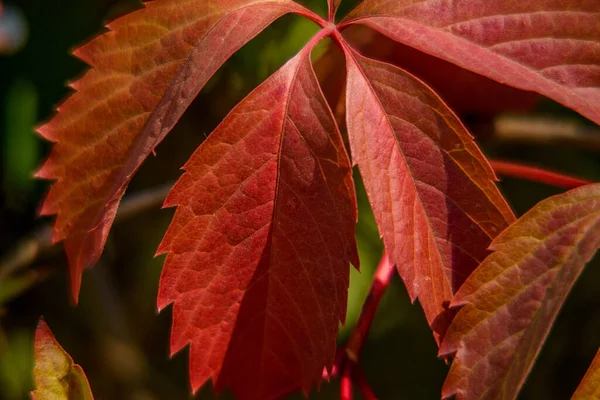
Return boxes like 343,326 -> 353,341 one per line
343,45 -> 515,344
157,41 -> 358,399
441,183 -> 600,400
36,0 -> 315,303
31,319 -> 94,400
343,1 -> 600,125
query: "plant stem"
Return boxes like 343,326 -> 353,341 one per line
333,251 -> 394,399
340,364 -> 353,400
490,160 -> 591,189
345,251 -> 395,362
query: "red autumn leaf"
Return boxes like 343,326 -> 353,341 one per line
572,348 -> 600,400
440,183 -> 600,400
32,319 -> 94,400
156,37 -> 358,399
342,43 -> 515,343
342,1 -> 600,125
36,0 -> 316,303
341,25 -> 540,116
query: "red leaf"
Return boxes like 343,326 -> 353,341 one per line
342,44 -> 515,343
32,319 -> 94,400
36,0 -> 316,303
157,39 -> 358,399
342,1 -> 600,125
573,349 -> 600,400
440,183 -> 600,400
341,25 -> 540,116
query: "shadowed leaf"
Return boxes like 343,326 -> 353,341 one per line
36,0 -> 315,303
440,183 -> 600,400
343,0 -> 600,125
157,41 -> 358,400
572,349 -> 600,400
342,45 -> 515,344
31,319 -> 94,400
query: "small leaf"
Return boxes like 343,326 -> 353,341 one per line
343,45 -> 514,343
440,183 -> 600,400
36,0 -> 315,303
343,1 -> 600,125
31,319 -> 94,400
157,40 -> 358,399
572,349 -> 600,400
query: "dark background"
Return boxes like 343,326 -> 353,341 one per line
1,0 -> 599,399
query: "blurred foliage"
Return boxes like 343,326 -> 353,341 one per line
0,0 -> 599,399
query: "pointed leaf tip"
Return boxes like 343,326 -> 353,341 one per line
36,0 -> 311,302
441,183 -> 600,400
32,318 -> 94,400
343,45 -> 514,345
157,46 -> 358,400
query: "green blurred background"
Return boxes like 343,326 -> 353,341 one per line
0,0 -> 599,399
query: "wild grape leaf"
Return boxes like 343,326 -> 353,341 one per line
440,183 -> 600,400
342,45 -> 515,344
31,319 -> 94,400
156,42 -> 358,400
573,349 -> 600,400
36,0 -> 316,303
342,1 -> 600,125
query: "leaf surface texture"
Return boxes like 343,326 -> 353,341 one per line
440,183 -> 600,400
157,45 -> 358,399
37,0 -> 311,301
344,0 -> 600,124
343,46 -> 514,343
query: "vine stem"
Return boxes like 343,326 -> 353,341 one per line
345,251 -> 395,363
489,159 -> 591,189
326,251 -> 395,399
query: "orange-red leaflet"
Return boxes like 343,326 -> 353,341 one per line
36,0 -> 319,303
156,33 -> 358,400
441,183 -> 600,400
342,40 -> 514,344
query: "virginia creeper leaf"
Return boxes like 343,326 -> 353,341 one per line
31,319 -> 94,400
36,0 -> 316,303
440,183 -> 600,400
343,45 -> 515,343
572,349 -> 600,400
343,1 -> 600,125
157,40 -> 358,399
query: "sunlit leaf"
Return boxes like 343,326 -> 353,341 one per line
441,183 -> 600,400
157,40 -> 358,399
343,45 -> 514,343
343,1 -> 600,125
36,0 -> 316,302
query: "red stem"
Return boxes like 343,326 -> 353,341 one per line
345,251 -> 395,362
490,159 -> 591,190
340,364 -> 353,400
